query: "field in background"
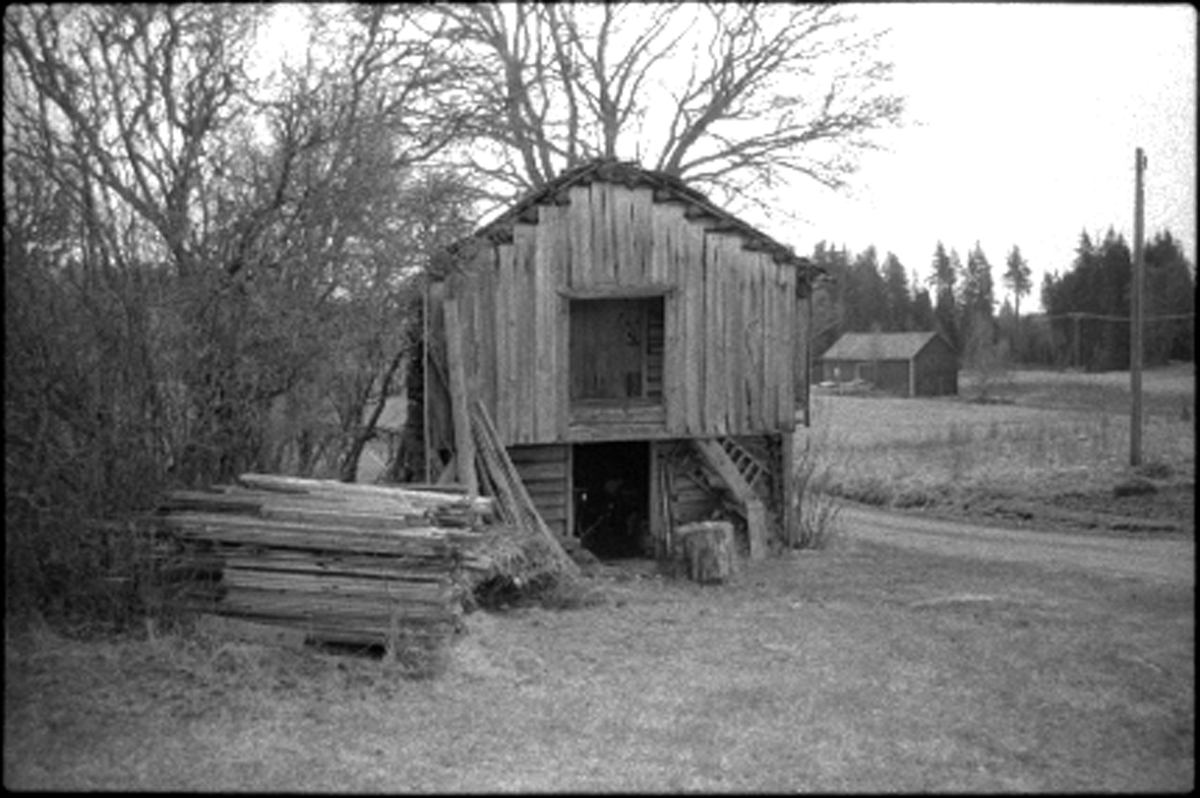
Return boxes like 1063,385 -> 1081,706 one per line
802,364 -> 1195,526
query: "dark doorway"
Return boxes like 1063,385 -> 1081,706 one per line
572,441 -> 651,559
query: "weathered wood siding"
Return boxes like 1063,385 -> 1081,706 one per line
508,444 -> 571,538
445,182 -> 801,446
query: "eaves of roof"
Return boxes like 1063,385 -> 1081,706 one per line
446,158 -> 818,278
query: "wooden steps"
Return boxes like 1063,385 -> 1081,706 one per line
692,439 -> 769,561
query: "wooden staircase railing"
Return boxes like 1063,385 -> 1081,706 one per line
692,438 -> 769,561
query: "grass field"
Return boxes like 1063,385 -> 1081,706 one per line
5,364 -> 1194,791
5,536 -> 1193,792
803,364 -> 1195,524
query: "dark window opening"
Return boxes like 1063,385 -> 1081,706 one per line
572,441 -> 651,560
569,297 -> 665,403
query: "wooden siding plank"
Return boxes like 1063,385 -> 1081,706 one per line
590,182 -> 614,286
763,260 -> 778,428
612,185 -> 635,285
509,443 -> 570,538
646,190 -> 670,284
534,205 -> 560,443
481,248 -> 499,418
680,214 -> 705,435
755,256 -> 770,430
633,186 -> 656,284
772,268 -> 787,429
663,230 -> 685,434
514,223 -> 538,445
507,445 -> 568,465
705,234 -> 727,435
567,185 -> 592,289
727,242 -> 745,434
744,257 -> 758,432
783,266 -> 798,428
554,258 -> 570,443
495,244 -> 517,445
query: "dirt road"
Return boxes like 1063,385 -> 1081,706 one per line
838,503 -> 1195,585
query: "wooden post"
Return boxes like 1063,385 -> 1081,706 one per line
1130,148 -> 1146,467
443,298 -> 478,498
675,521 -> 735,584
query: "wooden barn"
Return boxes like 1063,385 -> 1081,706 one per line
420,159 -> 820,563
819,331 -> 958,397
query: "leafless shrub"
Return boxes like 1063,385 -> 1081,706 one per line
788,429 -> 845,550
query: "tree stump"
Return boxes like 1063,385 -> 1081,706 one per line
674,521 -> 736,584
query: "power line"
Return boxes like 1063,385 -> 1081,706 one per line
1037,311 -> 1194,323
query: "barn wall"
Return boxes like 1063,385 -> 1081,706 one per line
507,444 -> 571,538
875,361 -> 912,396
914,338 -> 959,396
444,182 -> 799,447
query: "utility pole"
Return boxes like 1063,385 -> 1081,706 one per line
1130,147 -> 1146,467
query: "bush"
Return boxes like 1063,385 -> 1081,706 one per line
788,430 -> 845,550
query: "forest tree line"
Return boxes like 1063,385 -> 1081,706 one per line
809,228 -> 1195,372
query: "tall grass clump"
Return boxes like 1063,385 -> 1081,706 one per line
788,428 -> 845,550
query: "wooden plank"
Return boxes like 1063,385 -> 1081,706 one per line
710,236 -> 730,435
728,244 -> 745,434
648,199 -> 671,284
514,223 -> 538,444
776,267 -> 790,428
557,284 -> 675,300
568,184 -> 592,289
496,244 -> 517,444
259,506 -> 438,530
680,214 -> 704,435
233,474 -> 491,513
507,444 -> 568,464
590,182 -> 613,286
783,266 -> 799,428
512,461 -> 569,482
761,261 -> 774,430
632,187 -> 656,284
553,207 -> 571,443
747,260 -> 765,431
612,184 -> 634,284
534,205 -> 558,443
443,298 -> 478,497
224,550 -> 454,579
478,247 -> 499,419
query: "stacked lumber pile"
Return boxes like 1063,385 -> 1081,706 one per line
156,474 -> 495,648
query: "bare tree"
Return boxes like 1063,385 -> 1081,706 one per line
431,2 -> 904,211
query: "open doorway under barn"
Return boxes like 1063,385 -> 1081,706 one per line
573,441 -> 651,560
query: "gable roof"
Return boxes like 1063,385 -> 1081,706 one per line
447,158 -> 818,283
820,331 -> 950,362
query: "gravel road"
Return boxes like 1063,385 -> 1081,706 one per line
838,503 -> 1195,585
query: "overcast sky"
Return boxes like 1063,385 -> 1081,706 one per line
256,3 -> 1196,312
783,2 -> 1196,310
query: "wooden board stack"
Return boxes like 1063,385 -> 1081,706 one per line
156,474 -> 496,648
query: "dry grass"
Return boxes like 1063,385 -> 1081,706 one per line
805,364 -> 1195,515
5,537 -> 1193,792
5,365 -> 1193,791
